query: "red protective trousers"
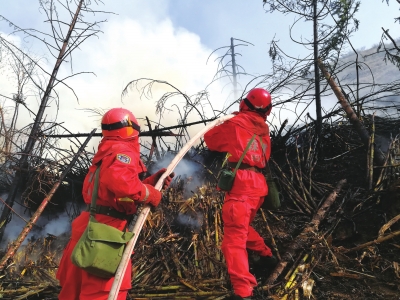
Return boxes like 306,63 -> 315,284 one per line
204,111 -> 273,297
221,193 -> 272,297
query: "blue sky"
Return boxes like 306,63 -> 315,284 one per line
0,1 -> 399,137
2,1 -> 398,75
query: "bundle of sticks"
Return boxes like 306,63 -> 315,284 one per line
129,179 -> 230,299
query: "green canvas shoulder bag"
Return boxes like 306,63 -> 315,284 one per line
71,165 -> 134,278
264,163 -> 281,210
260,136 -> 281,210
217,134 -> 256,191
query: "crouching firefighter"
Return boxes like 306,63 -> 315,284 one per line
56,108 -> 174,300
203,88 -> 278,300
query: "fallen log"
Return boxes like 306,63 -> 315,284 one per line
0,129 -> 97,270
263,179 -> 346,286
330,272 -> 360,279
0,0 -> 86,243
40,118 -> 217,138
342,230 -> 400,253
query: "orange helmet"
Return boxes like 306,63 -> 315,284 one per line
239,88 -> 272,115
101,108 -> 140,139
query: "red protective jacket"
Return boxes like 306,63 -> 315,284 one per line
204,111 -> 273,298
82,138 -> 149,213
57,138 -> 151,299
204,111 -> 271,197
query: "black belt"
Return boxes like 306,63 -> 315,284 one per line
86,204 -> 131,221
227,162 -> 263,173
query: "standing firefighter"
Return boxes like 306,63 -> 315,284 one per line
56,108 -> 174,300
203,88 -> 278,300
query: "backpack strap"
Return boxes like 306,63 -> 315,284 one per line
232,134 -> 256,176
89,166 -> 101,217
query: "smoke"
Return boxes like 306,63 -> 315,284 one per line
148,151 -> 208,197
173,211 -> 203,233
0,193 -> 72,249
0,6 -> 229,246
1,11 -> 229,154
53,16 -> 229,152
37,212 -> 71,237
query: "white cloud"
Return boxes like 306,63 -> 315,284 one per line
57,16 -> 229,150
2,12 -> 231,152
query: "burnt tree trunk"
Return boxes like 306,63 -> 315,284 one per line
0,0 -> 84,242
313,0 -> 322,138
317,59 -> 386,166
0,129 -> 96,270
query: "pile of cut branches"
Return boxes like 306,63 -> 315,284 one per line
0,117 -> 400,300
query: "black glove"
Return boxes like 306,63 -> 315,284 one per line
260,254 -> 278,269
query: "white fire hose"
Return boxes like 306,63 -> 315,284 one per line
108,114 -> 234,299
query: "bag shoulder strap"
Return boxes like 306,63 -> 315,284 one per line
232,134 -> 256,176
89,163 -> 101,217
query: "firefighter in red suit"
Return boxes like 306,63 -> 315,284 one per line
204,88 -> 277,300
56,108 -> 174,300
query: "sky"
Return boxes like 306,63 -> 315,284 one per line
1,0 -> 398,139
0,0 -> 399,242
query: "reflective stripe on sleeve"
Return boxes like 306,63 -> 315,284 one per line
141,184 -> 150,202
118,197 -> 134,202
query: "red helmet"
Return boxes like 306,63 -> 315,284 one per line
239,88 -> 272,115
101,108 -> 140,139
